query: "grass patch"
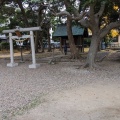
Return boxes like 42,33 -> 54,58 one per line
3,94 -> 47,119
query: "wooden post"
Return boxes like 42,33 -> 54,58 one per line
7,33 -> 18,67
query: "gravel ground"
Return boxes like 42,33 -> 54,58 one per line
0,51 -> 120,119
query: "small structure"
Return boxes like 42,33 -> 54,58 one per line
53,24 -> 88,52
3,26 -> 42,68
118,35 -> 120,45
110,36 -> 120,48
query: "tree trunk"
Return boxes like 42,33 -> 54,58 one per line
35,31 -> 39,53
35,7 -> 44,53
84,35 -> 100,68
39,32 -> 44,52
35,31 -> 44,53
67,17 -> 79,58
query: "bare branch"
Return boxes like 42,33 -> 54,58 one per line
73,11 -> 86,20
100,21 -> 120,38
55,11 -> 72,18
79,18 -> 91,28
89,4 -> 95,19
48,1 -> 86,24
51,9 -> 86,21
64,0 -> 80,17
95,2 -> 106,18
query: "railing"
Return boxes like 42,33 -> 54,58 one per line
109,43 -> 120,48
107,43 -> 120,50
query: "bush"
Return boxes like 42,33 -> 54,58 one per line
0,42 -> 9,50
84,38 -> 91,47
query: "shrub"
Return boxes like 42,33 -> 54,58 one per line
0,42 -> 9,50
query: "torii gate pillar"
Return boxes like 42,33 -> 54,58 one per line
29,31 -> 40,68
7,32 -> 18,67
3,26 -> 41,69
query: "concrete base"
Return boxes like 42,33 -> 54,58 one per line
7,63 -> 18,67
29,64 -> 40,69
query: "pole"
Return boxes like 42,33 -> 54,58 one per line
10,33 -> 14,63
7,33 -> 18,67
30,31 -> 36,64
20,41 -> 24,62
29,31 -> 40,68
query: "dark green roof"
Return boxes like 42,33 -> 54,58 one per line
53,24 -> 85,37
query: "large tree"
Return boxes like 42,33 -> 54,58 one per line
49,0 -> 83,58
55,0 -> 120,68
0,0 -> 48,52
81,0 -> 120,68
14,0 -> 29,27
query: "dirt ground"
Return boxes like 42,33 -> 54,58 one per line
15,84 -> 120,120
0,49 -> 120,120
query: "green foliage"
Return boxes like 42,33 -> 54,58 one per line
84,38 -> 91,46
80,0 -> 96,8
103,2 -> 117,23
0,5 -> 15,20
67,6 -> 74,13
80,0 -> 119,24
0,5 -> 16,30
0,42 -> 9,50
0,26 -> 8,33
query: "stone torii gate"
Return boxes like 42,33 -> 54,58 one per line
3,26 -> 42,68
